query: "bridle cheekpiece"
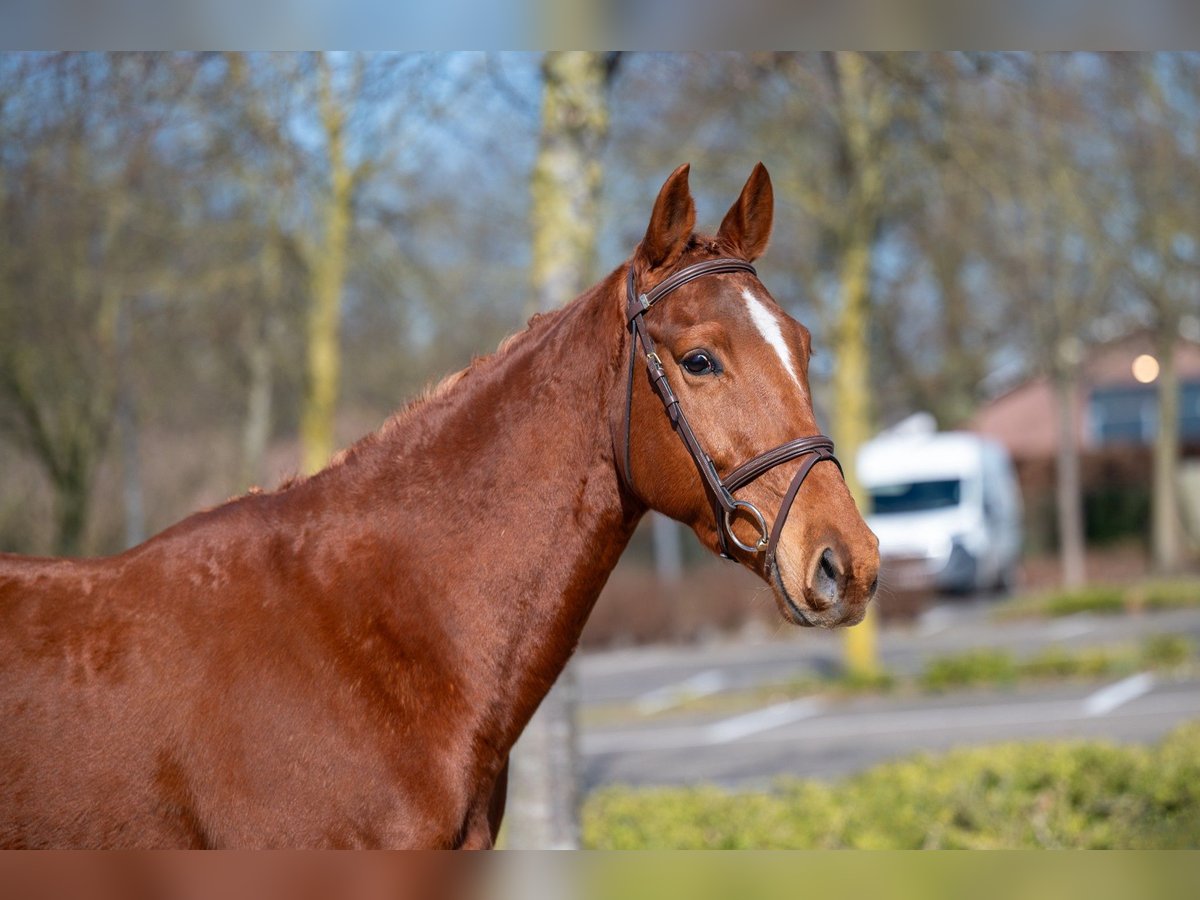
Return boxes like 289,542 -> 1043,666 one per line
621,257 -> 843,569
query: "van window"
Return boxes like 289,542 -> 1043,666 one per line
869,479 -> 962,515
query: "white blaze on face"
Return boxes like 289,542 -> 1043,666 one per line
742,290 -> 801,389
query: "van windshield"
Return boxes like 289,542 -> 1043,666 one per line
869,479 -> 962,515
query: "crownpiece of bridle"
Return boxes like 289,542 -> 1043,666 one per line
621,257 -> 843,569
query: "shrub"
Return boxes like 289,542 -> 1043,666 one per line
582,723 -> 1200,849
1067,646 -> 1135,679
1140,633 -> 1194,670
1021,645 -> 1086,679
1041,585 -> 1126,617
1141,580 -> 1200,612
919,649 -> 1017,692
836,669 -> 897,694
996,579 -> 1200,621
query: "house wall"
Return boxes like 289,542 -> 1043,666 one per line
969,334 -> 1200,555
971,334 -> 1200,461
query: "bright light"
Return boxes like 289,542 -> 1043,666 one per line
1132,354 -> 1160,384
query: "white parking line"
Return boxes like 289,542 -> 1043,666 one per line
916,607 -> 956,637
586,698 -> 825,754
703,698 -> 824,745
1082,672 -> 1155,717
634,669 -> 728,715
1048,617 -> 1096,640
582,682 -> 1200,756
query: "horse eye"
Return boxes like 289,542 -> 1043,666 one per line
681,351 -> 718,376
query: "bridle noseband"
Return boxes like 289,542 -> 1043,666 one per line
622,257 -> 844,569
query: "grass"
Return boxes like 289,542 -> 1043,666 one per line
1141,632 -> 1195,668
918,634 -> 1193,692
582,722 -> 1200,849
995,578 -> 1200,620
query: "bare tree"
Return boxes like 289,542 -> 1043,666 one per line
872,59 -> 1011,429
1109,54 -> 1200,572
215,54 -> 300,489
299,54 -> 362,473
975,55 -> 1120,587
766,51 -> 920,673
0,54 -> 191,554
507,51 -> 614,850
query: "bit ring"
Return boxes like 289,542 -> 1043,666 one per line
724,500 -> 769,554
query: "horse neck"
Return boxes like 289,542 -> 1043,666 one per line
307,264 -> 642,741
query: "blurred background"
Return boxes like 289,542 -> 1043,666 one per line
1,51 -> 1198,848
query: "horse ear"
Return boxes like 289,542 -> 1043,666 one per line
639,163 -> 696,270
717,162 -> 774,261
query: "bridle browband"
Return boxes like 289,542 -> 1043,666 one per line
621,256 -> 843,570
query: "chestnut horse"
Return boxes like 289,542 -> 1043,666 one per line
0,163 -> 878,848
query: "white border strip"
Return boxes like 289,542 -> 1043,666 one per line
1082,672 -> 1155,717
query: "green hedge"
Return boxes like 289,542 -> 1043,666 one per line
1043,585 -> 1127,616
920,648 -> 1018,692
1141,580 -> 1200,611
918,634 -> 1192,692
582,723 -> 1200,849
997,579 -> 1200,620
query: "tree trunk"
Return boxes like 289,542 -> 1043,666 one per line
301,55 -> 354,475
527,51 -> 608,317
1052,368 -> 1087,588
651,512 -> 684,585
53,461 -> 90,558
831,231 -> 873,508
506,668 -> 581,849
241,229 -> 283,490
241,319 -> 275,490
830,51 -> 882,677
934,248 -> 977,428
1152,328 -> 1182,573
832,223 -> 879,676
506,50 -> 610,850
115,296 -> 145,548
50,282 -> 121,556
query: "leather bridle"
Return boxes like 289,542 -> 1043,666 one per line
622,256 -> 844,569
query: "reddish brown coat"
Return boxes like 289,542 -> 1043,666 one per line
0,165 -> 877,848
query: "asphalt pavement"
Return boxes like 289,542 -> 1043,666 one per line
576,603 -> 1200,791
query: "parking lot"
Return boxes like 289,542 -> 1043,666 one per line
577,603 -> 1200,790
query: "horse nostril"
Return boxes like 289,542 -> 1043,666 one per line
819,548 -> 839,581
810,547 -> 842,611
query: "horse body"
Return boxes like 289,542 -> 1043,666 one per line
1,272 -> 637,848
0,164 -> 879,848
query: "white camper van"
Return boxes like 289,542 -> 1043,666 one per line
858,429 -> 1023,594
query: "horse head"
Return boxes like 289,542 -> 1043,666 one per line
620,163 -> 880,627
